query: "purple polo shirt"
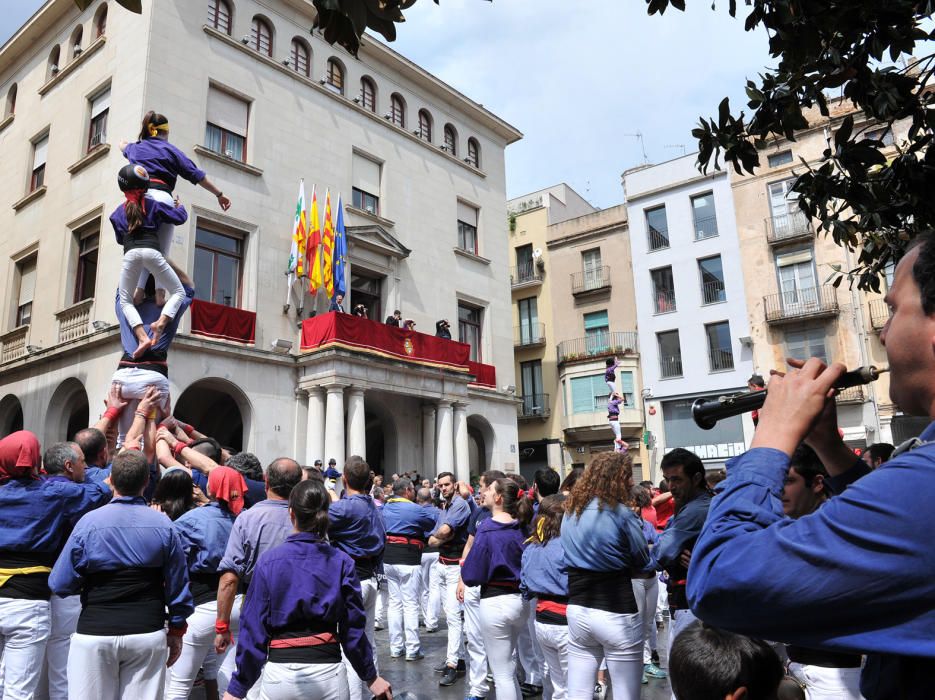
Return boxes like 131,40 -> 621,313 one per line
328,493 -> 385,560
460,518 -> 526,589
122,138 -> 206,192
228,532 -> 377,697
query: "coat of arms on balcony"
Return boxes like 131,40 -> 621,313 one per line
403,338 -> 414,355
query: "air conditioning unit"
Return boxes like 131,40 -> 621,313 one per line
241,36 -> 250,44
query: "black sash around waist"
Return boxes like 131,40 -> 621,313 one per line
480,580 -> 520,599
78,567 -> 165,636
118,355 -> 169,377
667,579 -> 689,611
535,593 -> 569,625
567,568 -> 638,614
787,644 -> 862,669
0,550 -> 57,601
190,571 -> 221,606
384,535 -> 425,567
439,539 -> 466,563
267,625 -> 340,664
354,557 -> 377,581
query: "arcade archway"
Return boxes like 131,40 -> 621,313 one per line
174,378 -> 252,452
467,414 -> 495,480
45,379 -> 89,442
0,395 -> 24,438
363,394 -> 399,476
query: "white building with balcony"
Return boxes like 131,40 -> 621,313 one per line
0,0 -> 522,479
623,155 -> 755,472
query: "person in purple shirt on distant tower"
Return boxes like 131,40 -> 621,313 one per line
608,391 -> 627,449
605,356 -> 621,394
110,164 -> 189,359
222,479 -> 392,700
121,111 -> 231,306
461,478 -> 534,700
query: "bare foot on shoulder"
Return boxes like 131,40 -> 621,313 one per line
132,336 -> 153,359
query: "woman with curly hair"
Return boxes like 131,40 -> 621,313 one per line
560,452 -> 651,699
521,494 -> 570,700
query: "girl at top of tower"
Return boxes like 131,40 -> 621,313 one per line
110,164 -> 188,359
120,111 -> 232,305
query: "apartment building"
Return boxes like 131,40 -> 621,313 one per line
729,99 -> 907,447
624,154 -> 755,477
0,0 -> 522,479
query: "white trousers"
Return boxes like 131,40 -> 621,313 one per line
566,604 -> 643,700
656,576 -> 668,622
420,552 -> 441,629
35,594 -> 80,700
342,576 -> 377,700
463,585 -> 489,697
631,576 -> 659,664
668,608 -> 698,700
0,597 -> 50,700
110,367 -> 170,447
788,662 -> 865,700
258,660 -> 348,700
218,593 -> 246,697
374,579 -> 387,627
479,593 -> 526,700
440,563 -> 464,666
610,419 -> 622,441
67,629 -> 166,700
136,188 -> 176,292
517,597 -> 544,685
385,563 -> 422,656
119,247 -> 185,328
165,599 -> 238,699
535,621 -> 569,700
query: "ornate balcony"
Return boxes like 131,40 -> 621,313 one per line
510,262 -> 543,288
571,266 -> 611,296
0,326 -> 28,364
869,298 -> 890,332
55,299 -> 93,344
515,322 -> 546,348
518,393 -> 550,420
557,331 -> 638,365
836,385 -> 865,404
764,286 -> 839,325
766,212 -> 813,246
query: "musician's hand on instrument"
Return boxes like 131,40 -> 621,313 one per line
752,357 -> 846,455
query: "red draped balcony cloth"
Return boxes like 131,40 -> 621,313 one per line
467,361 -> 496,388
190,300 -> 256,345
301,312 -> 471,373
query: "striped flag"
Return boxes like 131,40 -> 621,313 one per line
307,185 -> 322,294
334,194 -> 347,297
286,180 -> 307,305
321,189 -> 335,299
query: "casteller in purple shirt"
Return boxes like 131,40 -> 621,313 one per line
461,517 -> 526,594
227,532 -> 378,697
123,139 -> 205,193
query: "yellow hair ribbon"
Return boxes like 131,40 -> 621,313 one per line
536,517 -> 545,542
148,123 -> 170,137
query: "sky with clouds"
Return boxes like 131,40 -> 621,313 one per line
2,1 -> 773,208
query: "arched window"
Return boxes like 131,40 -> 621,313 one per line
250,16 -> 272,56
467,137 -> 480,168
290,38 -> 310,76
360,76 -> 376,113
94,3 -> 108,37
5,83 -> 16,118
47,45 -> 61,81
418,109 -> 432,143
207,0 -> 232,35
70,25 -> 84,59
443,124 -> 457,155
390,93 -> 405,129
326,58 -> 344,95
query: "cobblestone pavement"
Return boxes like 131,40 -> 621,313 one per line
193,619 -> 672,699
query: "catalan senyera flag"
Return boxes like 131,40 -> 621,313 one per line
306,185 -> 322,294
321,189 -> 335,299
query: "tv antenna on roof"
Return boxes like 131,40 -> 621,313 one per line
624,132 -> 649,165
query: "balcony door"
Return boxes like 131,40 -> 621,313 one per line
350,269 -> 383,321
515,244 -> 534,283
582,248 -> 603,290
518,297 -> 539,345
768,179 -> 808,237
521,360 -> 544,414
776,249 -> 817,312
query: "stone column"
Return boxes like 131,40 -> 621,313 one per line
453,403 -> 469,483
324,385 -> 346,469
347,387 -> 366,460
305,387 -> 325,466
293,388 -> 309,463
435,400 -> 454,476
422,403 -> 437,476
